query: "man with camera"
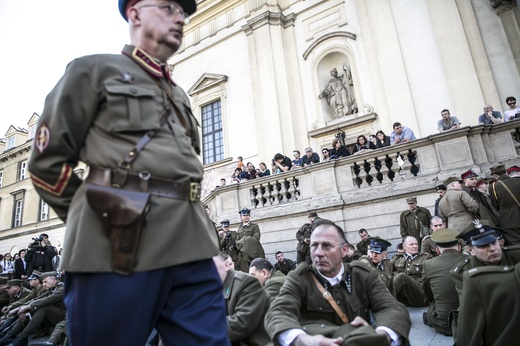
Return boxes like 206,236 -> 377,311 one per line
25,235 -> 56,278
219,220 -> 239,269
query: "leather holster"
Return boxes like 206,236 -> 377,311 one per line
86,183 -> 151,276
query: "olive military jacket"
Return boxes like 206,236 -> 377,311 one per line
28,45 -> 218,273
457,264 -> 520,346
438,189 -> 479,232
450,245 -> 520,297
490,177 -> 520,245
400,207 -> 432,248
264,270 -> 286,302
265,262 -> 411,343
9,285 -> 46,310
421,250 -> 465,332
358,256 -> 394,295
393,253 -> 431,284
236,222 -> 264,262
222,270 -> 271,346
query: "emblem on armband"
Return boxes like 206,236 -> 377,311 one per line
35,124 -> 51,154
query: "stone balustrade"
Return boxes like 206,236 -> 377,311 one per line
206,122 -> 520,260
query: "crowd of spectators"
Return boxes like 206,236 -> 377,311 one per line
220,95 -> 519,186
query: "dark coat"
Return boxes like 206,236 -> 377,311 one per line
490,177 -> 520,245
400,207 -> 432,248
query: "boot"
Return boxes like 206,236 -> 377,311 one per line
6,335 -> 28,346
0,333 -> 15,346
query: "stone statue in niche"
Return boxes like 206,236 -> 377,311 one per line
319,63 -> 358,118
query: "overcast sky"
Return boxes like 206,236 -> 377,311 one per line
0,0 -> 129,137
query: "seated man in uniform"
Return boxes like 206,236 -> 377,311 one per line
249,258 -> 286,302
213,253 -> 270,346
265,224 -> 411,346
273,251 -> 296,275
421,228 -> 465,336
358,237 -> 394,295
393,236 -> 431,307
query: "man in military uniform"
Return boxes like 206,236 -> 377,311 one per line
265,224 -> 411,346
3,281 -> 30,308
457,262 -> 520,345
236,208 -> 265,272
461,169 -> 499,225
358,237 -> 394,295
5,272 -> 66,346
27,1 -> 228,345
308,212 -> 335,231
219,219 -> 239,269
490,165 -> 520,245
439,176 -> 479,232
450,222 -> 520,296
421,228 -> 465,336
400,197 -> 432,249
249,257 -> 286,302
421,216 -> 445,257
295,222 -> 312,264
393,236 -> 431,307
213,253 -> 271,346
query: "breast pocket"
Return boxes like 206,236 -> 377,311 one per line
103,84 -> 161,132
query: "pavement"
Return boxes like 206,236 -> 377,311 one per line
407,307 -> 453,345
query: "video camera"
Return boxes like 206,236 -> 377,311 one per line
31,235 -> 44,248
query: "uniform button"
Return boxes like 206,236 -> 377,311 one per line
319,307 -> 322,310
130,88 -> 137,94
337,301 -> 341,304
321,324 -> 325,328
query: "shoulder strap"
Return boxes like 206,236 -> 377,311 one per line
309,271 -> 349,324
497,181 -> 520,207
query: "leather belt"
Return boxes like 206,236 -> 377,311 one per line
86,166 -> 200,202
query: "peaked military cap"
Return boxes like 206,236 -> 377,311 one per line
456,222 -> 505,246
0,277 -> 7,285
490,164 -> 506,175
431,228 -> 459,247
39,271 -> 58,281
368,237 -> 391,253
461,169 -> 478,180
239,208 -> 251,216
5,279 -> 24,288
406,197 -> 417,204
220,219 -> 230,227
27,270 -> 43,280
507,165 -> 520,174
443,176 -> 462,186
119,0 -> 197,21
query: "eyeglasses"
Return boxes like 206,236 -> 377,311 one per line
138,3 -> 189,21
322,151 -> 328,154
508,102 -> 516,105
310,242 -> 342,251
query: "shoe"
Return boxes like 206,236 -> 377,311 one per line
6,336 -> 28,346
30,342 -> 55,346
422,311 -> 429,326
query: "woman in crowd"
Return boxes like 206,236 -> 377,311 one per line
245,162 -> 257,180
329,138 -> 350,159
256,162 -> 271,177
322,148 -> 332,161
352,135 -> 372,155
375,130 -> 391,148
1,253 -> 14,279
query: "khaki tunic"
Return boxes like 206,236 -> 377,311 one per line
457,264 -> 520,346
438,189 -> 479,232
358,256 -> 394,295
393,253 -> 431,307
222,270 -> 271,346
265,262 -> 411,344
28,45 -> 218,272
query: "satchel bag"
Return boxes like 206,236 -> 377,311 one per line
86,183 -> 151,275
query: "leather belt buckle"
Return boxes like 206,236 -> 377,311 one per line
189,182 -> 200,202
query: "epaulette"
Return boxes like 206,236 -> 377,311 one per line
423,235 -> 432,240
451,257 -> 471,274
504,244 -> 520,252
467,265 -> 514,277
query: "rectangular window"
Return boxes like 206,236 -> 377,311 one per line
201,100 -> 223,165
7,137 -> 15,149
0,170 -> 3,188
40,199 -> 49,221
18,161 -> 27,181
13,199 -> 23,227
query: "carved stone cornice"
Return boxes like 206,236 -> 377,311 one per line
489,0 -> 517,14
241,10 -> 296,35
